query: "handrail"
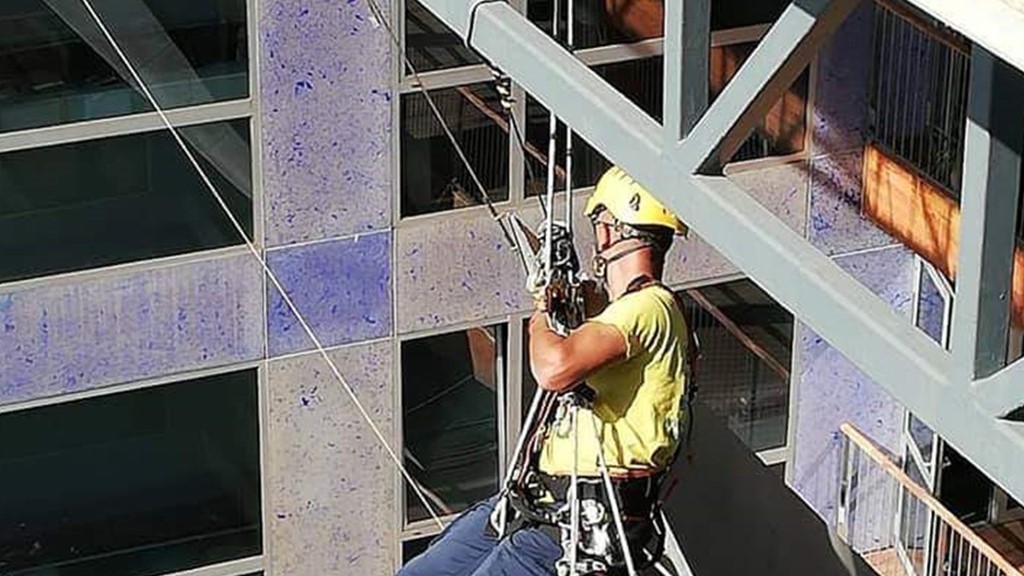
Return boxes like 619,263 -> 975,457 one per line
685,288 -> 791,380
840,422 -> 1024,575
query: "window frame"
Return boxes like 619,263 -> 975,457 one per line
0,362 -> 268,576
394,318 -> 513,541
0,0 -> 263,290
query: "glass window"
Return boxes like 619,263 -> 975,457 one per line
401,535 -> 434,565
402,325 -> 506,524
524,57 -> 661,195
0,369 -> 261,576
522,318 -> 539,422
711,43 -> 810,162
915,268 -> 947,344
405,0 -> 482,72
0,0 -> 249,133
401,83 -> 509,217
710,0 -> 789,31
0,119 -> 252,283
527,0 -> 789,49
679,279 -> 794,453
528,0 -> 641,49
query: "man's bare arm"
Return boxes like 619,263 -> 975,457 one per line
528,311 -> 628,392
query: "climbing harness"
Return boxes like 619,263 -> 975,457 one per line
75,0 -> 700,571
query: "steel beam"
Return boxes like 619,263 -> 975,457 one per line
416,0 -> 1024,505
902,0 -> 1024,77
675,0 -> 862,172
663,0 -> 710,143
952,47 -> 1024,386
975,357 -> 1024,418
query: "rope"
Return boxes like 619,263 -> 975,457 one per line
363,0 -> 516,248
76,0 -> 446,530
589,413 -> 639,576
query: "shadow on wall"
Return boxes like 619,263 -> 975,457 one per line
663,402 -> 876,576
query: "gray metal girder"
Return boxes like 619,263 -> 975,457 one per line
416,0 -> 1024,502
663,0 -> 709,141
977,359 -> 1024,418
951,46 -> 1023,385
676,0 -> 861,171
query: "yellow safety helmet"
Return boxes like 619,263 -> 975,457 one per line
584,166 -> 688,236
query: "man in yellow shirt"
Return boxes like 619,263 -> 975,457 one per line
398,167 -> 691,576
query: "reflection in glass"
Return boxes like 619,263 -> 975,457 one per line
0,119 -> 252,283
526,0 -> 789,49
401,83 -> 509,217
915,269 -> 946,344
402,326 -> 505,523
527,0 -> 634,50
405,0 -> 482,71
0,0 -> 249,133
678,280 -> 794,453
402,536 -> 434,565
522,318 -> 539,422
524,57 -> 662,195
0,370 -> 262,576
907,414 -> 935,467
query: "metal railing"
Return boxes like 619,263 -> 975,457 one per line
837,423 -> 1024,576
869,0 -> 971,197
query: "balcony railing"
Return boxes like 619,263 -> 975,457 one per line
837,423 -> 1024,576
869,0 -> 970,197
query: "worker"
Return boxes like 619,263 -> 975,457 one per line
397,166 -> 691,576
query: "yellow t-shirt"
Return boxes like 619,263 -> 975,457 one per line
538,285 -> 688,477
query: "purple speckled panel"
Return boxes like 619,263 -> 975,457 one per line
663,236 -> 739,286
0,253 -> 263,407
267,232 -> 391,356
396,212 -> 526,334
260,0 -> 392,247
809,151 -> 896,255
666,161 -> 809,285
812,1 -> 873,156
267,341 -> 395,574
790,246 -> 913,542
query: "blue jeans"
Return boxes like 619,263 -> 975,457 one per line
397,498 -> 562,576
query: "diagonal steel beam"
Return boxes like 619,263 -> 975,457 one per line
675,0 -> 862,173
974,357 -> 1024,418
416,0 -> 1024,505
951,46 -> 1024,386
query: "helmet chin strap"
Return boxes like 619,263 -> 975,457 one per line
591,241 -> 653,288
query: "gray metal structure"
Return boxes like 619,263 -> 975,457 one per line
416,0 -> 1024,502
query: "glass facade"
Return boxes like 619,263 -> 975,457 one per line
0,0 -> 249,133
401,325 -> 505,524
404,0 -> 482,71
0,119 -> 252,283
400,82 -> 510,218
0,370 -> 261,576
0,2 -> 258,574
